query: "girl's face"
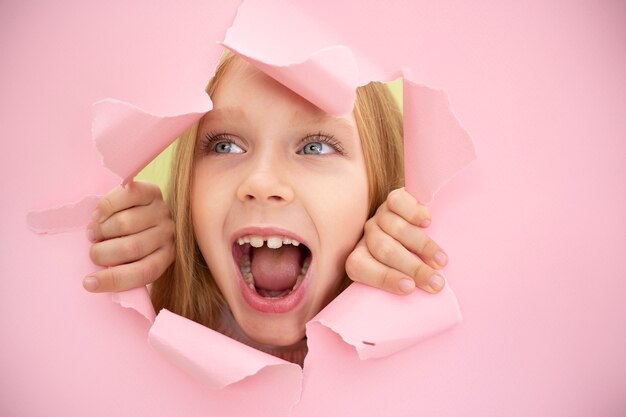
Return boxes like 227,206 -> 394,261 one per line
192,59 -> 369,346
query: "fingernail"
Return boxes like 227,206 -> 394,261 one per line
83,276 -> 99,291
428,274 -> 445,292
86,227 -> 95,242
434,251 -> 448,266
399,278 -> 416,294
419,218 -> 431,227
91,209 -> 101,221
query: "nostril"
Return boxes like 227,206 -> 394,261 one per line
238,175 -> 294,204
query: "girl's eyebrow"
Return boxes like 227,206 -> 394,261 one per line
203,107 -> 247,121
204,107 -> 356,134
291,110 -> 356,131
295,117 -> 357,139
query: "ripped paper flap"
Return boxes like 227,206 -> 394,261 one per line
111,287 -> 156,323
221,0 -> 477,203
220,43 -> 358,116
403,72 -> 477,203
93,98 -> 211,183
149,309 -> 302,392
309,283 -> 462,360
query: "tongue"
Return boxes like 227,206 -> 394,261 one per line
250,245 -> 301,291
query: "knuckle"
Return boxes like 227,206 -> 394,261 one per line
412,263 -> 436,289
123,237 -> 143,260
363,218 -> 376,235
164,220 -> 176,239
422,238 -> 439,256
373,241 -> 395,263
114,212 -> 133,236
99,196 -> 115,217
158,202 -> 172,220
86,223 -> 100,242
89,244 -> 102,265
374,200 -> 387,216
108,268 -> 123,292
412,205 -> 430,224
344,253 -> 358,279
139,258 -> 160,286
144,182 -> 163,201
386,188 -> 403,210
386,214 -> 406,238
146,181 -> 162,195
381,269 -> 396,291
345,252 -> 363,279
412,262 -> 427,281
408,229 -> 428,253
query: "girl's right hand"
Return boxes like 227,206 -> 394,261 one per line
83,181 -> 175,293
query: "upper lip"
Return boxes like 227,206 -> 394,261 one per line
230,226 -> 312,250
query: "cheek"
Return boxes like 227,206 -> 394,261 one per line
190,169 -> 227,257
310,169 -> 369,260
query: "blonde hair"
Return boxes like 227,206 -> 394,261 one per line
151,53 -> 404,328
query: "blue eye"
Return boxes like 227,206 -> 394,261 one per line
202,132 -> 245,155
214,141 -> 244,154
300,141 -> 335,155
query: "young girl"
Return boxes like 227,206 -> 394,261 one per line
85,52 -> 449,364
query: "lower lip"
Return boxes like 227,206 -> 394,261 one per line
234,258 -> 310,314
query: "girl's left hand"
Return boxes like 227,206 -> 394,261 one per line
345,188 -> 448,295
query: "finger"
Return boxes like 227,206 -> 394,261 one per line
88,203 -> 171,242
92,180 -> 163,223
83,245 -> 175,292
386,187 -> 431,227
375,205 -> 448,269
89,224 -> 171,266
365,221 -> 446,293
345,238 -> 415,295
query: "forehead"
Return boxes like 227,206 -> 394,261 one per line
208,57 -> 357,130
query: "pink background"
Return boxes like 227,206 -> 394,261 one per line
1,1 -> 625,416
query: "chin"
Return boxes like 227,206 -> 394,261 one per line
237,315 -> 307,346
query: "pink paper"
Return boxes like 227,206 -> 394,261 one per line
23,47 -> 466,404
310,283 -> 462,360
93,98 -> 211,184
149,310 -> 302,391
402,72 -> 477,203
7,1 -> 625,416
111,287 -> 156,323
220,44 -> 358,116
221,1 -> 476,203
26,195 -> 101,234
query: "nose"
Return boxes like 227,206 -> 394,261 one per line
236,152 -> 295,205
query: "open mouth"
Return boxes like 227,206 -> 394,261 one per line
232,233 -> 312,312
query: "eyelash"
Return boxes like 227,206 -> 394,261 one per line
199,131 -> 345,155
200,131 -> 236,154
299,131 -> 345,156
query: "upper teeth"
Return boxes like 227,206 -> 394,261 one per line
237,235 -> 301,249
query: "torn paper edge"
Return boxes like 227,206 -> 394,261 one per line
25,40 -> 476,398
307,283 -> 463,360
26,195 -> 102,234
93,97 -> 211,184
403,70 -> 477,204
149,309 -> 303,396
111,287 -> 156,323
219,42 -> 359,116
